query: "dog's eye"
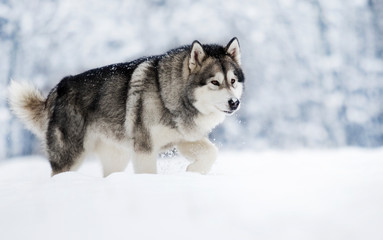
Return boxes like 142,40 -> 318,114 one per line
231,79 -> 236,85
211,80 -> 220,86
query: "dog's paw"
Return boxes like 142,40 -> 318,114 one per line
186,162 -> 211,175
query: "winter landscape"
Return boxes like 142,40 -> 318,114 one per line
1,149 -> 383,240
1,0 -> 383,239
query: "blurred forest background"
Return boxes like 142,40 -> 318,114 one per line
1,0 -> 382,160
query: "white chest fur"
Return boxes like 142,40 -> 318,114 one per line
152,112 -> 226,151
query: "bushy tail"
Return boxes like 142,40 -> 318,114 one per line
8,81 -> 48,139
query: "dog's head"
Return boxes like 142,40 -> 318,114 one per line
187,38 -> 245,115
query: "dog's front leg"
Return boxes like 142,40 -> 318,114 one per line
132,152 -> 157,174
177,138 -> 218,174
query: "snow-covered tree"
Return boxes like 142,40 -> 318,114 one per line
1,0 -> 382,160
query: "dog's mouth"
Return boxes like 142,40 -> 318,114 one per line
223,110 -> 234,115
215,106 -> 235,115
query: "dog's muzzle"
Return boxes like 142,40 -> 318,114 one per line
228,98 -> 240,111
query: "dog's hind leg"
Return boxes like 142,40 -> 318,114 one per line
46,125 -> 86,176
96,139 -> 130,177
177,138 -> 218,174
46,103 -> 88,176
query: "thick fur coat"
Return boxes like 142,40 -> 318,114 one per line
9,38 -> 245,176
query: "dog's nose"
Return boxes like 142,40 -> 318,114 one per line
228,98 -> 240,111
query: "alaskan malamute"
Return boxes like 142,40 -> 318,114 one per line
9,38 -> 245,176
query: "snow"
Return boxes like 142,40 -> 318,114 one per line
1,149 -> 383,240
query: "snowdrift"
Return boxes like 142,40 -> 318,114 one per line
1,149 -> 383,240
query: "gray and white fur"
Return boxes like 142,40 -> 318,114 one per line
8,38 -> 245,176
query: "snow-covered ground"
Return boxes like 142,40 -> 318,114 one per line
1,149 -> 383,240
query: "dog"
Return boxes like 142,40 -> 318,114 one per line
8,38 -> 245,176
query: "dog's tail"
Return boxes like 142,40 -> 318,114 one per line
8,81 -> 48,139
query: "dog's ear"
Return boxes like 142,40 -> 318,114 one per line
225,37 -> 241,65
189,40 -> 206,71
